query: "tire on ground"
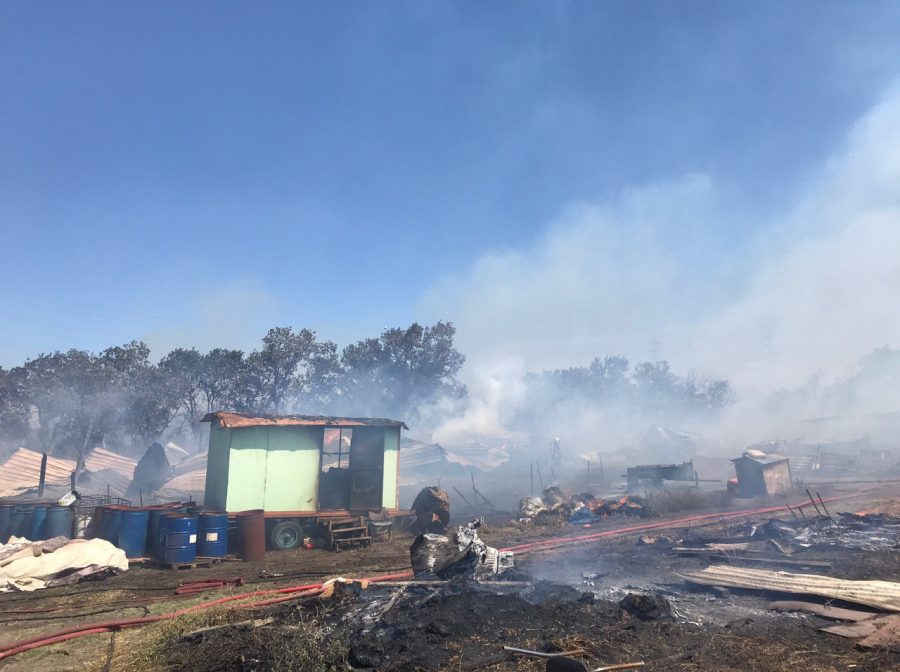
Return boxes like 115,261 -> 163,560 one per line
270,520 -> 303,550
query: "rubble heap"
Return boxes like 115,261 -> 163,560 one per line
410,517 -> 513,579
519,488 -> 651,525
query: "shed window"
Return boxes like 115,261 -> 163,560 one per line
321,428 -> 351,470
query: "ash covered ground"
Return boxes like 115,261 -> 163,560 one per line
3,490 -> 899,672
151,507 -> 900,672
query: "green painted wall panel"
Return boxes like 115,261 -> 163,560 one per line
204,423 -> 231,510
382,427 -> 400,510
264,426 -> 322,511
225,427 -> 269,511
207,420 -> 402,513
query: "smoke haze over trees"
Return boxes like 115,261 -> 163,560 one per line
0,320 -> 739,459
515,357 -> 733,433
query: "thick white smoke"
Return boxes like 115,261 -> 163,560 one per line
424,82 -> 900,450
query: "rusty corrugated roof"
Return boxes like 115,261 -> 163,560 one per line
161,469 -> 206,493
76,467 -> 131,500
202,411 -> 408,430
84,447 -> 136,479
0,448 -> 75,497
171,451 -> 207,477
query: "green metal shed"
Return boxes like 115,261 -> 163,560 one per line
201,412 -> 407,517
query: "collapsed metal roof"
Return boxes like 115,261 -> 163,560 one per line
202,411 -> 409,430
0,447 -> 137,498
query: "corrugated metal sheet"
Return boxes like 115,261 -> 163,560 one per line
84,447 -> 136,479
0,448 -> 75,497
202,411 -> 408,430
171,451 -> 207,477
161,469 -> 206,493
165,441 -> 191,464
76,467 -> 131,499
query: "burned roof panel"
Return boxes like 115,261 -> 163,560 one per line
201,411 -> 408,430
0,448 -> 75,497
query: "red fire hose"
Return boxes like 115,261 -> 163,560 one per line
501,492 -> 861,554
0,492 -> 867,661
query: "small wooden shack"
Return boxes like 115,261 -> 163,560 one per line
731,453 -> 792,498
202,412 -> 407,515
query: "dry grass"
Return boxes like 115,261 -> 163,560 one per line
102,600 -> 350,672
99,606 -> 237,672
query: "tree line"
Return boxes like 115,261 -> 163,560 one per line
0,322 -> 465,459
0,323 -> 733,460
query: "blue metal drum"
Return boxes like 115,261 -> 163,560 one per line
43,506 -> 72,539
103,506 -> 124,545
118,509 -> 150,558
9,507 -> 26,539
94,505 -> 111,540
17,506 -> 34,539
159,514 -> 198,563
197,512 -> 228,557
30,505 -> 48,540
0,504 -> 12,543
147,508 -> 169,557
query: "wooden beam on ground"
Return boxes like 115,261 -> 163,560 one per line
672,548 -> 832,569
768,600 -> 880,622
821,614 -> 900,649
678,566 -> 900,612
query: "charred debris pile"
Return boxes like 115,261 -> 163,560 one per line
158,565 -> 898,672
518,487 -> 652,526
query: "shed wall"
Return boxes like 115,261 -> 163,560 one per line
226,426 -> 269,510
204,423 -> 231,509
263,426 -> 322,512
734,459 -> 767,498
206,421 -> 401,513
382,427 -> 400,510
761,461 -> 792,495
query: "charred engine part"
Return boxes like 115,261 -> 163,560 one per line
410,517 -> 513,580
410,486 -> 451,534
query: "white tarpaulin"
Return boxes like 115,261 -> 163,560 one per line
0,536 -> 128,592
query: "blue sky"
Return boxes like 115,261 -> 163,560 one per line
3,2 -> 900,371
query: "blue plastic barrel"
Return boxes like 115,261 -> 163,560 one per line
0,504 -> 12,542
104,507 -> 124,545
43,506 -> 72,539
197,512 -> 228,557
147,509 -> 167,557
119,509 -> 150,558
147,504 -> 182,556
159,514 -> 198,564
17,506 -> 34,539
30,505 -> 48,541
9,507 -> 25,539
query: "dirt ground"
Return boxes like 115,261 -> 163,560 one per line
0,484 -> 897,671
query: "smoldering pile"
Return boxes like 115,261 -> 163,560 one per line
410,517 -> 514,580
518,487 -> 652,526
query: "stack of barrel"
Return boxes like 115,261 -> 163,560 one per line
91,504 -> 231,564
0,501 -> 73,543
